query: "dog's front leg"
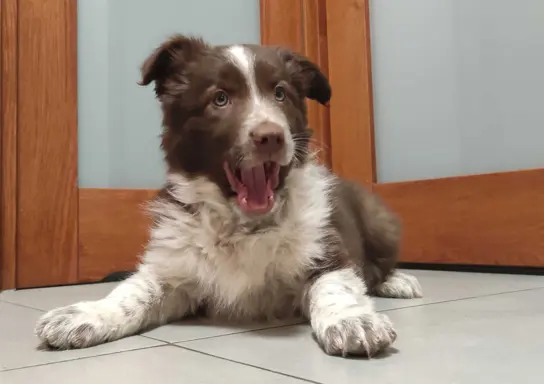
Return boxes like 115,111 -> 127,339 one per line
304,268 -> 397,357
35,265 -> 197,349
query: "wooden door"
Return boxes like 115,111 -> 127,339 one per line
2,0 -> 542,290
325,0 -> 544,270
0,0 -> 329,289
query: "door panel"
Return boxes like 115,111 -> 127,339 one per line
326,0 -> 544,267
77,0 -> 327,283
3,0 -> 323,289
370,0 -> 544,183
78,0 -> 261,189
79,189 -> 155,282
77,0 -> 261,281
367,0 -> 544,267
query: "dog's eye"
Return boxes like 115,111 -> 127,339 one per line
274,85 -> 286,102
213,91 -> 229,107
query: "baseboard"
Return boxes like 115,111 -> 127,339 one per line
398,262 -> 544,276
101,271 -> 135,282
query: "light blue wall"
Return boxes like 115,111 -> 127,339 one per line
78,0 -> 260,188
370,0 -> 544,182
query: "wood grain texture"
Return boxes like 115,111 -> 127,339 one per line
17,0 -> 78,288
79,168 -> 544,282
1,0 -> 18,290
260,0 -> 331,166
326,0 -> 376,185
260,0 -> 303,50
79,189 -> 157,283
374,169 -> 544,267
302,0 -> 331,166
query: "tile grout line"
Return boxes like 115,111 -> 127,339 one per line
139,320 -> 307,344
172,343 -> 324,384
0,299 -> 46,312
0,344 -> 167,373
379,286 -> 544,313
139,333 -> 171,343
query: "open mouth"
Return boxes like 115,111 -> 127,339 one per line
223,161 -> 280,215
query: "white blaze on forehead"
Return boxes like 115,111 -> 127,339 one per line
226,45 -> 253,79
225,45 -> 293,163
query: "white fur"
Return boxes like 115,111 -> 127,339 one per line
35,162 -> 414,353
34,265 -> 190,349
374,271 -> 423,299
225,45 -> 295,165
36,163 -> 334,348
305,268 -> 397,356
146,163 -> 333,317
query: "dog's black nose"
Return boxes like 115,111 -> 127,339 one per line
250,123 -> 285,155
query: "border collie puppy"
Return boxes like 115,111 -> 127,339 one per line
36,35 -> 422,356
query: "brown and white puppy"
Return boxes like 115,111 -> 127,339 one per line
35,35 -> 422,357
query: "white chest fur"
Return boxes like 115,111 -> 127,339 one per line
144,163 -> 333,318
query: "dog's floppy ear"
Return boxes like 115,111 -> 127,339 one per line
278,48 -> 331,105
139,35 -> 208,96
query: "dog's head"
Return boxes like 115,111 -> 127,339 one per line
140,35 -> 331,216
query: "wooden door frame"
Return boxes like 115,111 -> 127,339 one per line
1,0 -> 78,290
1,0 -> 18,290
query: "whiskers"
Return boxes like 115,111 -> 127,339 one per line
292,131 -> 329,166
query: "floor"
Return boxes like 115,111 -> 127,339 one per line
0,270 -> 543,384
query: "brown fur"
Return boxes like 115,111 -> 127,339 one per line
142,35 -> 398,293
325,178 -> 400,291
139,35 -> 330,198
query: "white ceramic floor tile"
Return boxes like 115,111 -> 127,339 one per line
3,270 -> 542,344
2,270 -> 543,382
0,302 -> 164,371
0,346 -> 307,384
0,282 -> 118,312
180,288 -> 544,384
374,269 -> 544,311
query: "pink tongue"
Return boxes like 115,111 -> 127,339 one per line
240,165 -> 268,208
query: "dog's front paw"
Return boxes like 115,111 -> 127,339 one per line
374,271 -> 423,299
35,302 -> 110,350
314,308 -> 397,357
